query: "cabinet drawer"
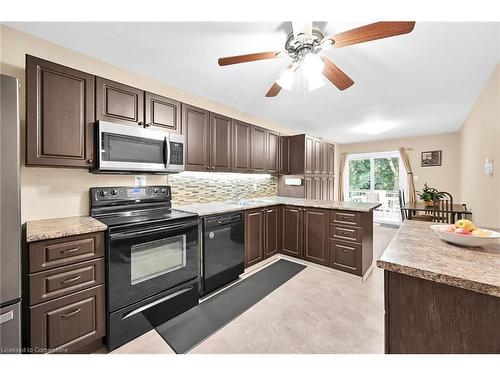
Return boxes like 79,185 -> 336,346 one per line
330,224 -> 362,243
28,232 -> 104,273
330,210 -> 361,226
330,239 -> 361,275
29,285 -> 105,352
29,258 -> 104,305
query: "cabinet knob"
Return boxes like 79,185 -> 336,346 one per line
145,123 -> 152,128
206,166 -> 210,170
138,121 -> 144,127
87,159 -> 93,164
211,166 -> 215,170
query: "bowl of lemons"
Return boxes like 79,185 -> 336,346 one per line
431,219 -> 500,247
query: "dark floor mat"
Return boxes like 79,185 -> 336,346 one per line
155,259 -> 306,353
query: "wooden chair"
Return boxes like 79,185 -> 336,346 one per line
432,192 -> 453,224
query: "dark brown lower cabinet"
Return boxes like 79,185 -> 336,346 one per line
329,210 -> 373,276
29,285 -> 105,353
303,208 -> 329,266
384,271 -> 500,354
26,232 -> 106,353
281,206 -> 303,258
244,209 -> 264,267
264,206 -> 280,258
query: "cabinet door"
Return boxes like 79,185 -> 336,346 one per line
281,206 -> 303,258
210,112 -> 232,172
145,92 -> 181,133
327,143 -> 335,175
245,209 -> 264,267
279,135 -> 291,174
264,206 -> 280,258
314,139 -> 322,174
321,142 -> 329,174
251,126 -> 267,172
304,208 -> 329,266
182,104 -> 210,171
305,136 -> 315,174
327,177 -> 335,201
305,176 -> 313,199
330,239 -> 361,275
321,177 -> 329,200
232,120 -> 251,173
313,176 -> 321,200
26,55 -> 95,167
267,130 -> 280,174
95,77 -> 144,126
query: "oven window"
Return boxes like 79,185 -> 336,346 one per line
102,133 -> 165,164
130,235 -> 186,285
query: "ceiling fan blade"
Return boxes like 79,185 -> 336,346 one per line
265,82 -> 282,97
218,51 -> 284,66
321,57 -> 354,90
328,21 -> 415,48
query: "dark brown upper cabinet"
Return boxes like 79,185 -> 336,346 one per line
95,77 -> 144,127
145,92 -> 181,133
232,120 -> 251,173
26,55 -> 95,168
267,130 -> 280,174
281,206 -> 303,258
251,126 -> 267,173
313,139 -> 322,174
245,208 -> 265,267
209,112 -> 232,172
321,142 -> 329,174
304,136 -> 315,174
303,208 -> 329,266
327,143 -> 335,175
183,104 -> 210,171
279,135 -> 291,175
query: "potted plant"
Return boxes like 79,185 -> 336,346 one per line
417,183 -> 444,206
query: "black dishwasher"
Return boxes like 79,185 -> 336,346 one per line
202,212 -> 245,295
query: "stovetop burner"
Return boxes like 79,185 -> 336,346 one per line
89,185 -> 197,227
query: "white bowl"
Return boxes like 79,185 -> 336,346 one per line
431,225 -> 500,247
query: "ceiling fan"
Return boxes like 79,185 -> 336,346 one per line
217,21 -> 416,97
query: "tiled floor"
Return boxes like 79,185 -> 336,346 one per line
101,223 -> 398,354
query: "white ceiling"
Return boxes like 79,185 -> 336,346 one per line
8,22 -> 500,143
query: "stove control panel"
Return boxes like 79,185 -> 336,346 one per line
90,185 -> 171,206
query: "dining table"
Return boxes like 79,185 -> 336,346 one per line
402,201 -> 472,222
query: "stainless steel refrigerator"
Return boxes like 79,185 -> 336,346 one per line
0,74 -> 21,353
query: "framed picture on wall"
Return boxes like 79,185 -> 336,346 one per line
421,150 -> 442,167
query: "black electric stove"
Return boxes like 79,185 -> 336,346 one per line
90,186 -> 200,351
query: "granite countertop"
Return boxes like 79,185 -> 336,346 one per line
175,196 -> 381,217
26,216 -> 108,243
377,220 -> 500,297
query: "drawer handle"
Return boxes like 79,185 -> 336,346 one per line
61,275 -> 82,284
60,247 -> 81,255
60,308 -> 82,319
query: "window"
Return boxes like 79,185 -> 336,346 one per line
345,151 -> 407,223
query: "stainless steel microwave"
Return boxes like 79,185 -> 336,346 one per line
93,121 -> 184,174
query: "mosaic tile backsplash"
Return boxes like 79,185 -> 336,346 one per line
167,172 -> 278,205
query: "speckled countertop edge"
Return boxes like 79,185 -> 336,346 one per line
377,220 -> 500,298
175,196 -> 381,217
26,216 -> 108,243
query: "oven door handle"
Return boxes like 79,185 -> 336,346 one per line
110,222 -> 197,240
122,287 -> 193,320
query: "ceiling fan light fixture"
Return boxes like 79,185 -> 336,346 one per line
303,53 -> 324,77
307,73 -> 325,92
276,68 -> 295,91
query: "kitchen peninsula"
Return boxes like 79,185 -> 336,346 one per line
377,220 -> 500,354
178,196 -> 381,277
